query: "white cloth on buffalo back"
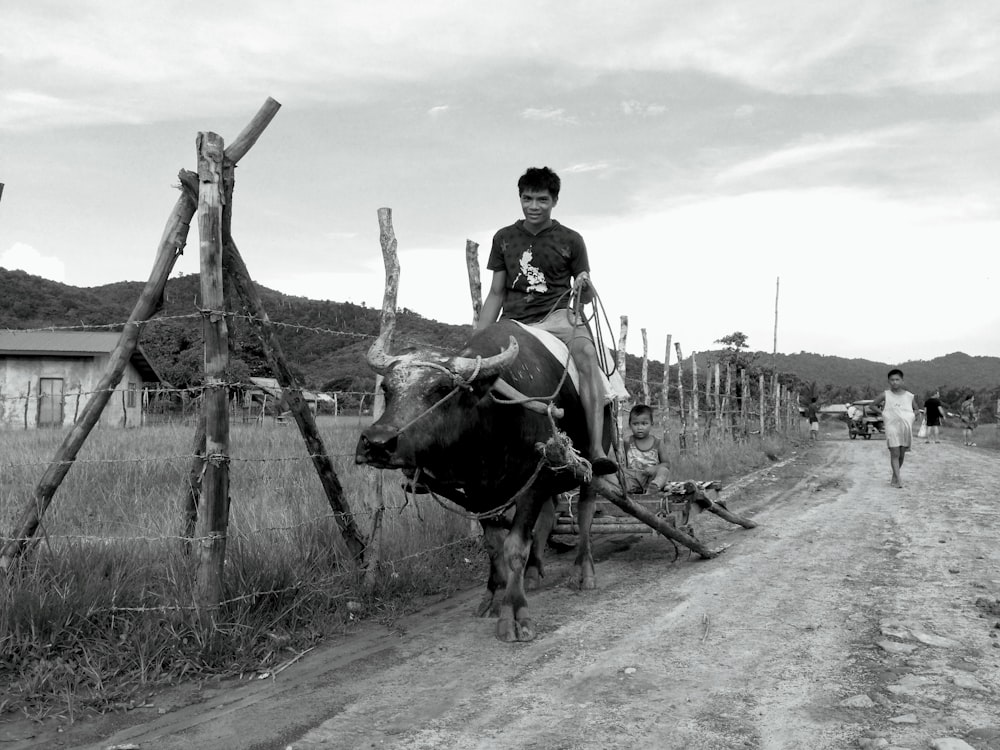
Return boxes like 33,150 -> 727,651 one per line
511,321 -> 630,403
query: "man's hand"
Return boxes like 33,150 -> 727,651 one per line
574,272 -> 594,301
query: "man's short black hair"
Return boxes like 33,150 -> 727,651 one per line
888,368 -> 904,379
518,167 -> 561,199
629,404 -> 654,421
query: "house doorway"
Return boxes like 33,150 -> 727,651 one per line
38,378 -> 65,427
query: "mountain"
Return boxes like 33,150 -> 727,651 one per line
2,268 -> 997,410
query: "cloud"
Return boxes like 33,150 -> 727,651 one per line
562,162 -> 612,175
1,242 -> 66,282
521,107 -> 576,124
4,2 -> 999,132
427,105 -> 451,118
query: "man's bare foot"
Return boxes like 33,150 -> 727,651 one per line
890,480 -> 903,489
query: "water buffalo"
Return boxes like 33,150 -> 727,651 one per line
355,320 -> 607,641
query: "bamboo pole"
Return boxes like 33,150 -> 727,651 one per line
640,328 -> 649,405
691,352 -> 700,455
0,98 -> 280,571
674,342 -> 686,450
661,334 -> 672,438
465,239 -> 481,327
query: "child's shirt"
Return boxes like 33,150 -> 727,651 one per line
624,435 -> 662,472
882,389 -> 915,426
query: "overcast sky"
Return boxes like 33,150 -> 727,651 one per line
2,1 -> 998,364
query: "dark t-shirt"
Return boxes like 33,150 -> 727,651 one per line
805,403 -> 819,422
487,219 -> 589,324
924,397 -> 942,426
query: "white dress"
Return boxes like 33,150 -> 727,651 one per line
882,389 -> 915,448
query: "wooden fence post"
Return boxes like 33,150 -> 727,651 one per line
616,316 -> 628,457
464,239 -> 484,535
774,380 -> 781,434
661,334 -> 672,438
674,342 -> 686,450
364,207 -> 401,583
465,239 -> 482,327
723,363 -> 732,438
740,368 -> 748,438
640,328 -> 649,405
758,373 -> 766,436
0,98 -> 280,571
691,352 -> 700,455
713,361 -> 721,440
195,131 -> 231,617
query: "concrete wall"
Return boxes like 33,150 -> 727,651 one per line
0,355 -> 146,429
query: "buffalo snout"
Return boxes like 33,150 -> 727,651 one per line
355,423 -> 401,466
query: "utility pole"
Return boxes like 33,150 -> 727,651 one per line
772,276 -> 780,366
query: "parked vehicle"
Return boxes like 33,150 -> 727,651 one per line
846,400 -> 884,440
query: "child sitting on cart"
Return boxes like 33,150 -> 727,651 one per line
623,404 -> 670,494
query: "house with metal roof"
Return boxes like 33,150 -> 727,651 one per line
0,330 -> 166,428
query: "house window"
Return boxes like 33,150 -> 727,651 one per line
127,382 -> 137,408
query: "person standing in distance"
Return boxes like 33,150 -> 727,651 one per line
923,389 -> 946,443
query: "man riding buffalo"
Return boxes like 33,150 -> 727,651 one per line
356,167 -> 614,641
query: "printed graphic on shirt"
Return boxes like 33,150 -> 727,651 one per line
514,248 -> 548,294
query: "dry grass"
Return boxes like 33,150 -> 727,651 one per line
0,418 -> 481,720
0,415 -> 793,720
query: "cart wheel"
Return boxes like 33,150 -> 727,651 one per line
849,430 -> 857,439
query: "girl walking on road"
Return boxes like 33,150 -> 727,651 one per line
870,368 -> 920,489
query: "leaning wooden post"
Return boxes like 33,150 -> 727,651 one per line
365,207 -> 400,583
203,191 -> 368,562
640,328 -> 650,405
674,341 -> 686,450
465,239 -> 482,327
691,352 -> 700,455
616,316 -> 628,456
661,334 -> 672,438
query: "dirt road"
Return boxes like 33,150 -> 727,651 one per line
13,435 -> 1000,749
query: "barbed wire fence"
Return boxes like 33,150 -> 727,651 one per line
1,97 -> 804,624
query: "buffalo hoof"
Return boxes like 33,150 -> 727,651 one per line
496,617 -> 536,642
578,575 -> 596,590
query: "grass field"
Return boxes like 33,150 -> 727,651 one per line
0,414 -> 793,720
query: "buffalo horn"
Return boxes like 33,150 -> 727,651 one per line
451,336 -> 519,380
366,334 -> 400,373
